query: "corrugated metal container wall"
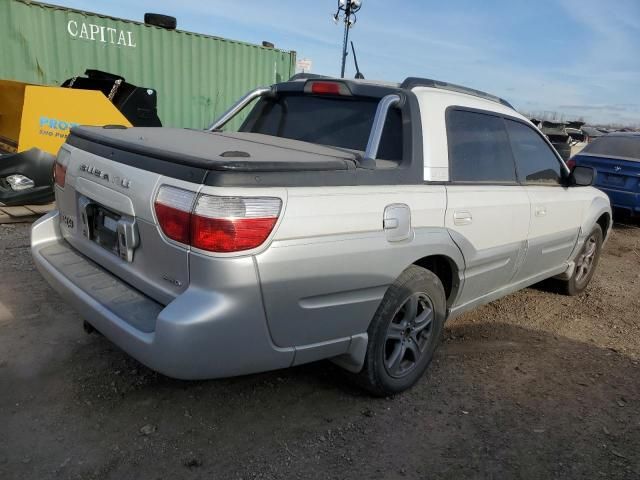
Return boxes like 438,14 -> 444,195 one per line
0,0 -> 296,128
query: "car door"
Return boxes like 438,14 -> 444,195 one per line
504,119 -> 583,281
444,108 -> 530,308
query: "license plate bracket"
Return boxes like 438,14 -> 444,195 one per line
92,206 -> 120,253
78,196 -> 139,262
604,174 -> 625,187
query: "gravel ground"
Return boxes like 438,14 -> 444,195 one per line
0,221 -> 639,479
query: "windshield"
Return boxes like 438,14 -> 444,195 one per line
239,94 -> 403,161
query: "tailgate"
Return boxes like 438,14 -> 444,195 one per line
575,154 -> 640,192
54,143 -> 193,305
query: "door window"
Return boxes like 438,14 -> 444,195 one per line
446,109 -> 517,183
505,120 -> 564,185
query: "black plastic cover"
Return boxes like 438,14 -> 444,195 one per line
69,127 -> 358,172
144,13 -> 177,30
0,148 -> 55,206
61,70 -> 162,127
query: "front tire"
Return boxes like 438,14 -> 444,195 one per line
557,224 -> 603,296
356,265 -> 446,396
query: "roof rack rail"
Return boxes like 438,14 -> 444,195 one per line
400,77 -> 514,109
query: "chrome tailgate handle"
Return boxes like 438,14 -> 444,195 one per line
117,218 -> 139,263
79,196 -> 93,239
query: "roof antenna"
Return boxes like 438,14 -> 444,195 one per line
351,41 -> 365,79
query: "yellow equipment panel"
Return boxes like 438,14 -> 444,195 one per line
0,79 -> 29,153
17,86 -> 132,156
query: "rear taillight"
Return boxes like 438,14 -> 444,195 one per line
154,186 -> 196,244
191,196 -> 281,253
53,161 -> 66,187
566,158 -> 576,170
154,186 -> 281,253
53,148 -> 71,188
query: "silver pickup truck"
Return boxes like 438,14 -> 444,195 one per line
32,76 -> 611,395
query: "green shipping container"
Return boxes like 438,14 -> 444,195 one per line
0,0 -> 296,128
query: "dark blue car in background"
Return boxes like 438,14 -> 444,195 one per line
570,133 -> 640,217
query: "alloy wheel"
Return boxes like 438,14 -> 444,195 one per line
384,292 -> 435,378
575,234 -> 598,284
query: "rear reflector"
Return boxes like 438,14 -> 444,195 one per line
53,162 -> 66,188
566,158 -> 576,170
154,186 -> 196,244
191,196 -> 281,253
154,186 -> 281,253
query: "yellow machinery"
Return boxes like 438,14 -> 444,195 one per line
0,70 -> 160,205
0,78 -> 131,156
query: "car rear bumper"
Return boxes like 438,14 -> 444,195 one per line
31,210 -> 294,379
597,186 -> 640,214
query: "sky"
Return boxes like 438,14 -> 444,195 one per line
50,0 -> 640,126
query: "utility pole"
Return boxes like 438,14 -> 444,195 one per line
332,0 -> 362,78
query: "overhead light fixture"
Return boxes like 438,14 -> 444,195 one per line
331,0 -> 364,78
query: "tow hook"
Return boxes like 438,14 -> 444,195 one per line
83,320 -> 96,334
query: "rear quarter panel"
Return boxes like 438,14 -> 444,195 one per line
256,184 -> 461,348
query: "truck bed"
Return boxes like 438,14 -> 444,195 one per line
67,126 -> 423,187
70,126 -> 359,171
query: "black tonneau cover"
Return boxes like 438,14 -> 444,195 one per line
70,126 -> 357,172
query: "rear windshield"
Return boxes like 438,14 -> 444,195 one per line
582,135 -> 640,160
239,94 -> 404,161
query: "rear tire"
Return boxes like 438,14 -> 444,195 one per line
555,225 -> 603,296
356,265 -> 446,396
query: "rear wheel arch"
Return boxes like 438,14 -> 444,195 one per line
596,212 -> 611,237
412,254 -> 461,307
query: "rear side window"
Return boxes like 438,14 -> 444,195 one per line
447,109 -> 516,183
581,136 -> 640,161
505,120 -> 563,184
240,94 -> 404,161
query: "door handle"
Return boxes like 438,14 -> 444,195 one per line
453,210 -> 473,226
535,206 -> 547,217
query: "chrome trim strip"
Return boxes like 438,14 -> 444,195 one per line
364,94 -> 401,162
207,87 -> 271,131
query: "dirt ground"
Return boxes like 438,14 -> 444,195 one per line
0,221 -> 639,480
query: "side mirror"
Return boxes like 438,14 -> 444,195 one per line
570,165 -> 596,186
